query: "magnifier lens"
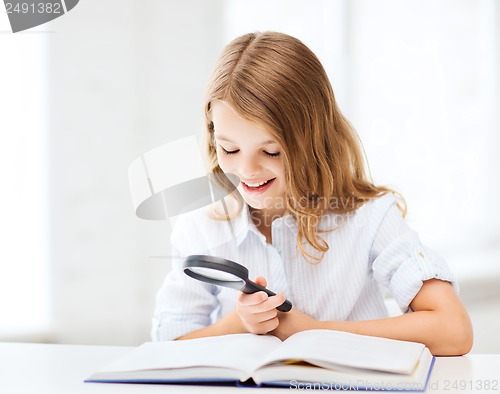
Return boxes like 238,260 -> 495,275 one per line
183,255 -> 292,312
188,267 -> 244,282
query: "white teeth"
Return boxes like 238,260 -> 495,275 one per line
244,179 -> 270,188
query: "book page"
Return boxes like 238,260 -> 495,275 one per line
96,333 -> 281,376
259,330 -> 425,374
253,348 -> 433,388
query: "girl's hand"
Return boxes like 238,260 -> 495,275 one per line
236,276 -> 286,335
270,309 -> 320,341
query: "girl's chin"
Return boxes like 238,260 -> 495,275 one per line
240,195 -> 286,212
240,195 -> 265,210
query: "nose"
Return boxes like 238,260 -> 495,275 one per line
238,154 -> 262,179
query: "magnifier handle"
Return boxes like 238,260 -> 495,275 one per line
242,281 -> 292,313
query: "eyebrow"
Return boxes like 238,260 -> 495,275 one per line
215,135 -> 277,145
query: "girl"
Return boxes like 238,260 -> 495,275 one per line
152,32 -> 473,356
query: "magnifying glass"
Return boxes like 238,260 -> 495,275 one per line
183,255 -> 292,312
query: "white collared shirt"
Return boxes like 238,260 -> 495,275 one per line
152,193 -> 457,341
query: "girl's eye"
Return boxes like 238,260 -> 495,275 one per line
219,145 -> 280,158
221,146 -> 239,155
264,151 -> 280,158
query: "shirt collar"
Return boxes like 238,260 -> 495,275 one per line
230,204 -> 298,247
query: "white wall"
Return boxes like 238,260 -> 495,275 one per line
45,0 -> 224,345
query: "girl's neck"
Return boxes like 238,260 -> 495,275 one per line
248,205 -> 286,244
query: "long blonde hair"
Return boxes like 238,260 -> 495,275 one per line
204,32 -> 405,263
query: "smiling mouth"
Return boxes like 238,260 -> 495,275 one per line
241,178 -> 276,192
242,178 -> 274,188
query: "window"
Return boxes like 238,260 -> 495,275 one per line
0,14 -> 50,337
223,0 -> 500,274
346,0 -> 499,257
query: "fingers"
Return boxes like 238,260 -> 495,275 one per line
254,276 -> 267,287
244,308 -> 279,327
237,303 -> 280,334
237,291 -> 287,335
238,291 -> 286,311
236,275 -> 288,335
255,315 -> 280,333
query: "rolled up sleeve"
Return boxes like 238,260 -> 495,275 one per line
370,203 -> 458,313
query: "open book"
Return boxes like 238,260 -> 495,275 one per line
86,330 -> 434,391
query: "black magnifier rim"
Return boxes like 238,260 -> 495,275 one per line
183,255 -> 249,288
183,254 -> 293,313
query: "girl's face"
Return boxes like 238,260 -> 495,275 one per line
211,101 -> 286,218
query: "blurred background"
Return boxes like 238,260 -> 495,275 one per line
1,0 -> 499,352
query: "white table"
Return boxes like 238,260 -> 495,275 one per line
0,342 -> 498,393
